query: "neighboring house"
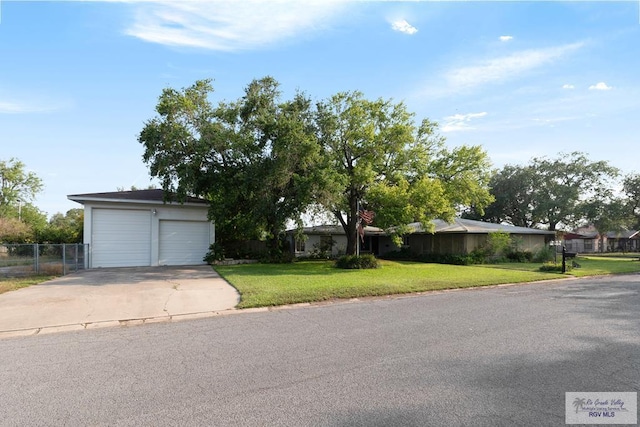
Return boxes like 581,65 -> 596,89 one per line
606,230 -> 640,252
289,218 -> 555,257
562,231 -> 601,253
563,225 -> 640,253
68,189 -> 214,268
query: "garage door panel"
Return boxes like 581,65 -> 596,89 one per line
92,209 -> 151,268
159,220 -> 210,266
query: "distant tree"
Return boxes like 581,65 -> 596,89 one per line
116,185 -> 157,192
581,197 -> 630,252
316,91 -> 493,253
622,173 -> 640,229
474,152 -> 619,231
469,165 -> 538,227
0,217 -> 33,243
0,158 -> 44,219
39,209 -> 84,243
0,204 -> 47,244
529,152 -> 619,231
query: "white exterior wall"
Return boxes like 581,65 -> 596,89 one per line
564,238 -> 601,253
296,234 -> 348,257
83,201 -> 214,268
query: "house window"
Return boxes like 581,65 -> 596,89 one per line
584,240 -> 593,250
295,238 -> 305,253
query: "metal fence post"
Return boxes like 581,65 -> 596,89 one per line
74,244 -> 79,272
62,244 -> 67,276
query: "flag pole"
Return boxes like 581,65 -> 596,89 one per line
356,200 -> 360,257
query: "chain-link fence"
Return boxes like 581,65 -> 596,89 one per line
0,244 -> 88,278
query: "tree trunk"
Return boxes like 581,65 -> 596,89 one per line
336,192 -> 360,256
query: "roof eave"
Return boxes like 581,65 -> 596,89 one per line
67,195 -> 208,207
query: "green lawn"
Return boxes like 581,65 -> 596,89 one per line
484,255 -> 640,276
214,260 -> 567,308
569,255 -> 640,277
0,276 -> 55,295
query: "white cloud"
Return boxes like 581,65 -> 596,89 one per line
111,0 -> 349,51
0,100 -> 64,114
441,112 -> 487,132
562,84 -> 575,89
391,19 -> 418,35
589,82 -> 612,90
0,101 -> 31,114
445,42 -> 584,91
499,35 -> 513,42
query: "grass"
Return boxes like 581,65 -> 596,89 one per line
215,255 -> 640,308
214,260 -> 567,308
568,255 -> 640,277
0,276 -> 55,295
3,254 -> 638,306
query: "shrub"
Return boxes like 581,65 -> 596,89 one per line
506,250 -> 534,263
469,248 -> 489,264
533,246 -> 555,263
539,262 -> 571,272
335,254 -> 379,269
203,242 -> 225,264
416,253 -> 478,266
486,232 -> 511,257
380,247 -> 413,260
259,249 -> 295,264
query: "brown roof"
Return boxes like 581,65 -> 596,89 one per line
68,189 -> 208,205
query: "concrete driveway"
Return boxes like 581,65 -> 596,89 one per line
0,265 -> 240,338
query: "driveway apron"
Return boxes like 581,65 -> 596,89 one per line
0,266 -> 240,335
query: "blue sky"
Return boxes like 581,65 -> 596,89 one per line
1,0 -> 638,217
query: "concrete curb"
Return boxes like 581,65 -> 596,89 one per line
0,308 -> 242,340
0,276 -> 584,340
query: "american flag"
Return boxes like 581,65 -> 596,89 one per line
358,209 -> 375,225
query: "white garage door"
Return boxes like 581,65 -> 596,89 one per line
92,209 -> 151,268
159,220 -> 210,266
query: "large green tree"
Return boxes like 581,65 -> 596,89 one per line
528,152 -> 619,231
622,173 -> 640,229
581,196 -> 630,252
0,158 -> 43,218
139,77 -> 323,253
39,208 -> 84,243
316,91 -> 493,253
468,165 -> 538,227
475,152 -> 619,231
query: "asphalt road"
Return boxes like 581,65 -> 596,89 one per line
1,275 -> 638,426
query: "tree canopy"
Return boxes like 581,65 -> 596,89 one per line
0,158 -> 43,217
139,77 -> 323,254
139,79 -> 494,256
472,152 -> 620,231
316,91 -> 493,252
622,173 -> 640,229
0,158 -> 48,242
